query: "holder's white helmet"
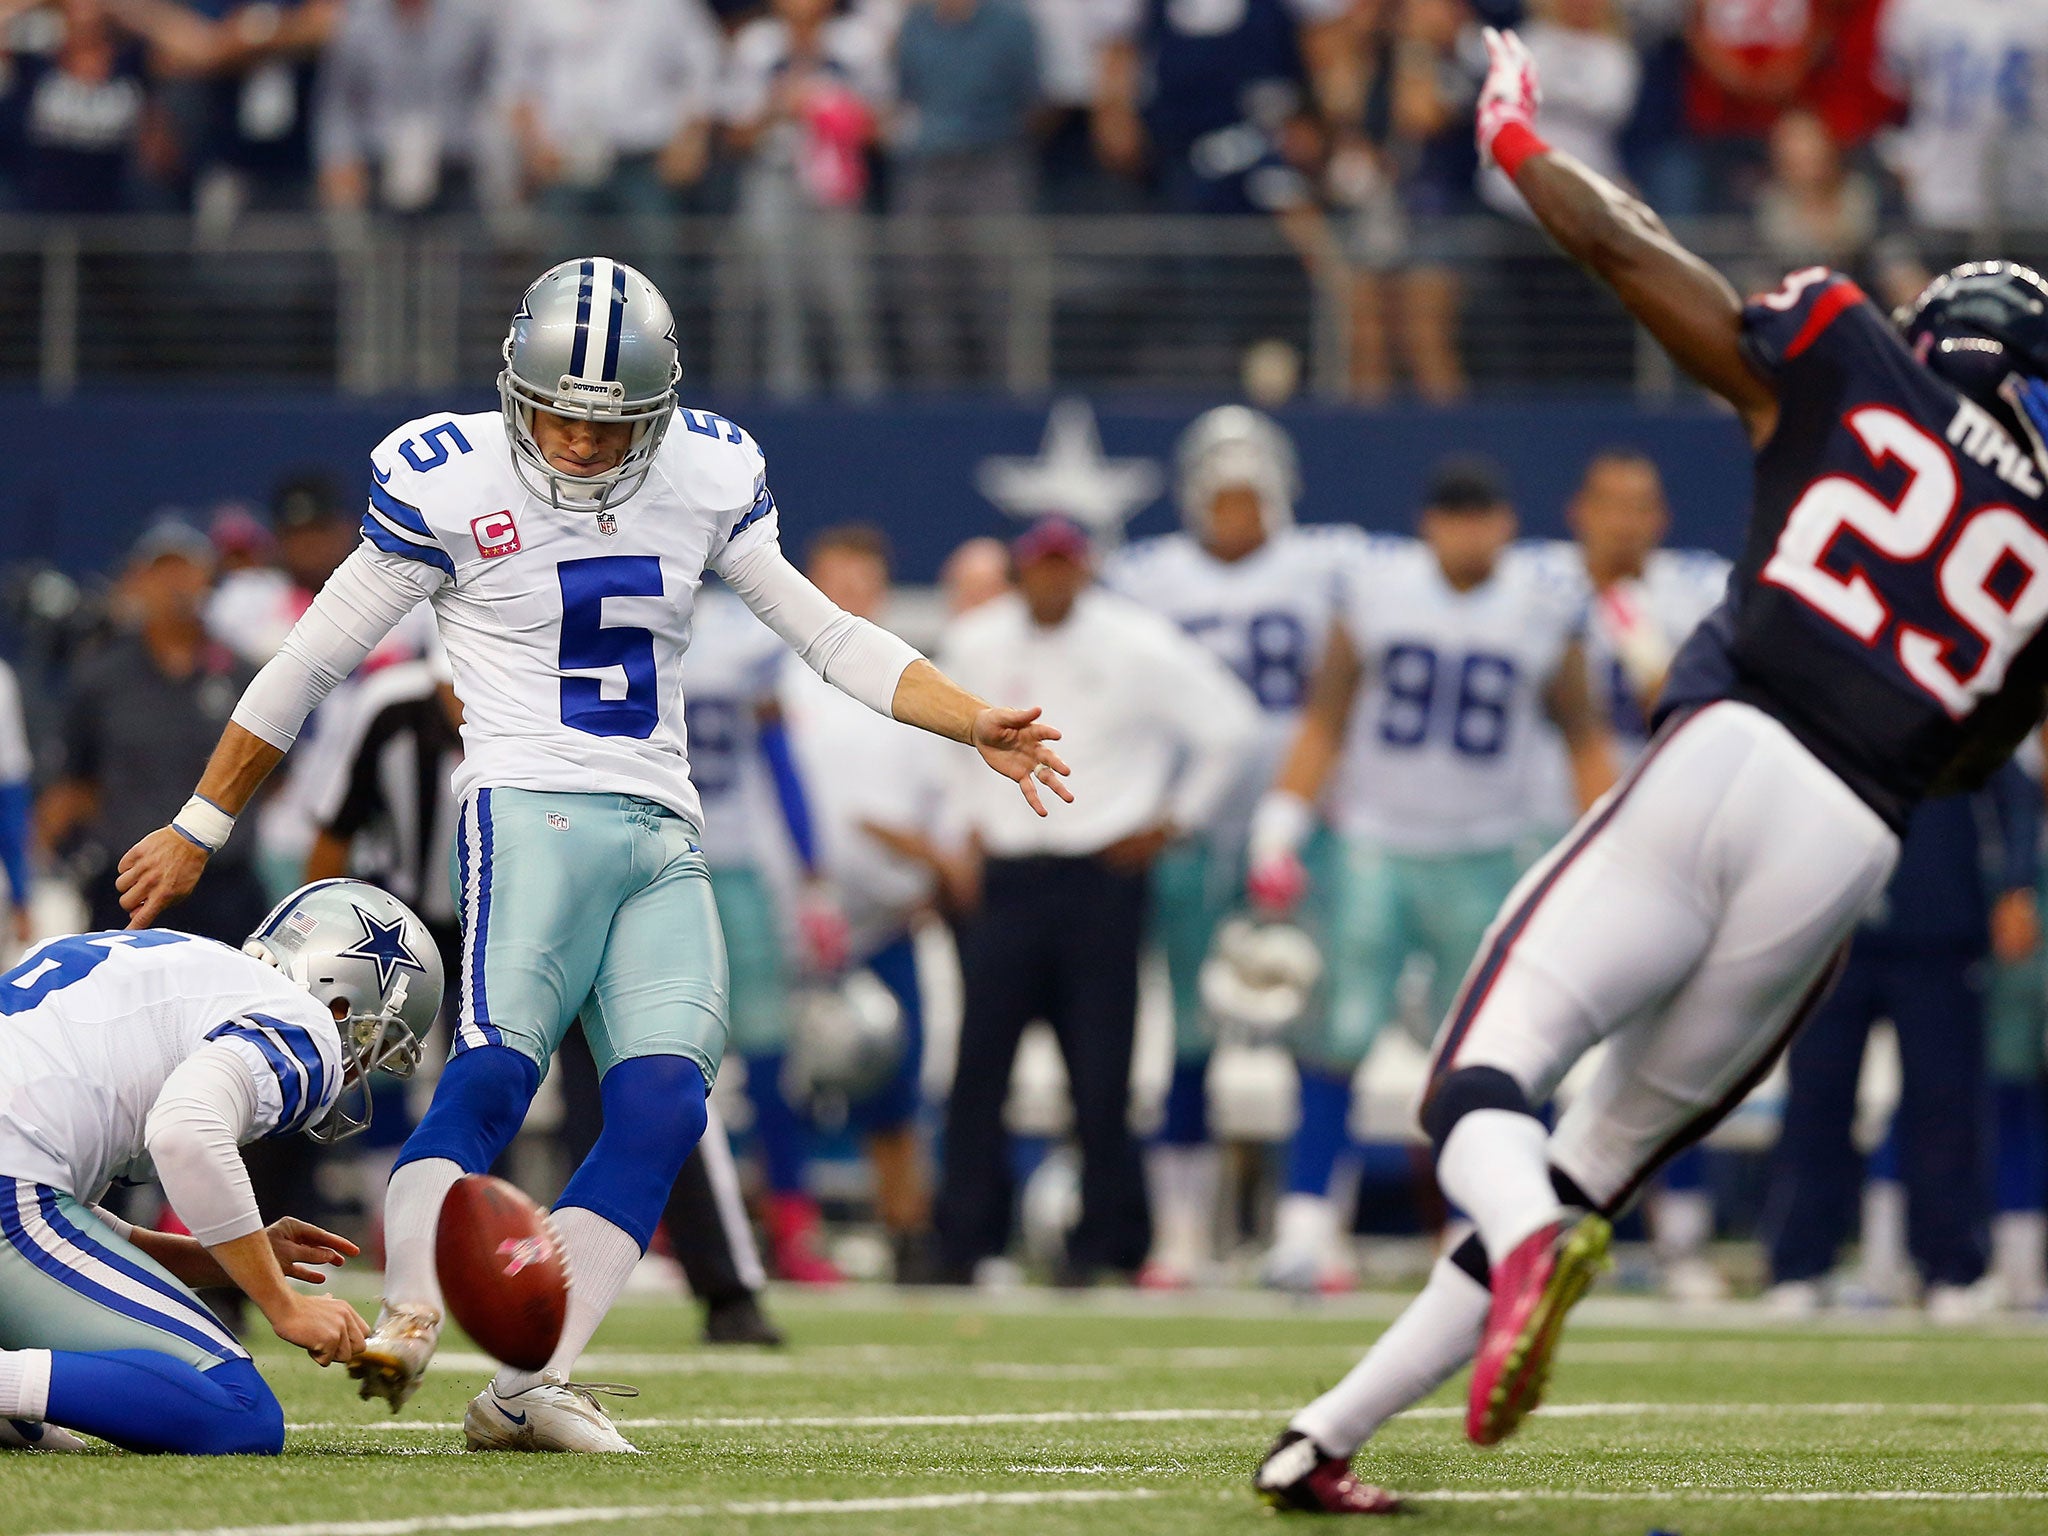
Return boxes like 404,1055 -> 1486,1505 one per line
243,879 -> 444,1144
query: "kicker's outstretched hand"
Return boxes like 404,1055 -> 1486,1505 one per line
972,705 -> 1074,818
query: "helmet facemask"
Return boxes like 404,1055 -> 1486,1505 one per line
244,937 -> 427,1145
1999,372 -> 2048,485
498,358 -> 677,514
242,878 -> 444,1146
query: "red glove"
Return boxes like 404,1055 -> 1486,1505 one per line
1476,27 -> 1547,179
1247,852 -> 1309,916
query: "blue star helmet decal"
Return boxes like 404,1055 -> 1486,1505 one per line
337,906 -> 426,991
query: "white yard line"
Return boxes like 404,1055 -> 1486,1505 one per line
32,1489 -> 1163,1536
1418,1489 -> 2048,1504
423,1350 -> 1120,1379
288,1400 -> 2048,1434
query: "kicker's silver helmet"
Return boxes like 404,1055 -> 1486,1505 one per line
1175,405 -> 1301,537
243,879 -> 444,1144
499,257 -> 681,513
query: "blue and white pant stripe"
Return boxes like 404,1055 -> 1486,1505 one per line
457,788 -> 501,1052
0,1179 -> 247,1365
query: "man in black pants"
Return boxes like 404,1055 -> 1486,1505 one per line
1760,763 -> 2041,1316
932,517 -> 1258,1284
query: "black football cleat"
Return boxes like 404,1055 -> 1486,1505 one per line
1253,1430 -> 1405,1515
701,1293 -> 785,1347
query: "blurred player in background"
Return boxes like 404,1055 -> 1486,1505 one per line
1257,30 -> 2048,1509
1247,459 -> 1616,1293
1556,448 -> 1732,1301
116,257 -> 1072,1453
0,881 -> 437,1456
779,524 -> 958,1284
0,655 -> 30,952
674,579 -> 834,1284
1102,406 -> 1364,1289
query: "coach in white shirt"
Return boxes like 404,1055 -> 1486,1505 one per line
933,516 -> 1259,1283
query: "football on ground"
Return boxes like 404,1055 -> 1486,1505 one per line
434,1174 -> 568,1371
13,1289 -> 2048,1535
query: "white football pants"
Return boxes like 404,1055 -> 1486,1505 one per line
1424,699 -> 1901,1212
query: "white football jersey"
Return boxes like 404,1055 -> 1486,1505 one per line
1882,0 -> 2048,231
1102,523 -> 1369,839
0,931 -> 340,1202
1578,545 -> 1729,760
0,657 -> 27,784
361,407 -> 782,834
1329,540 -> 1589,853
678,587 -> 789,870
778,651 -> 952,961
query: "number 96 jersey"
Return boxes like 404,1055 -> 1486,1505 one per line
359,407 -> 779,837
1329,539 -> 1588,854
1672,269 -> 2048,831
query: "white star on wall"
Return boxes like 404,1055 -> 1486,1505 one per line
975,398 -> 1164,540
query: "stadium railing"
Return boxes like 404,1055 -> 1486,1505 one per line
0,212 -> 1871,400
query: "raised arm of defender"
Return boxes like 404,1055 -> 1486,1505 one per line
1477,28 -> 1779,446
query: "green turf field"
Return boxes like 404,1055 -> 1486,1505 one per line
13,1286 -> 2048,1535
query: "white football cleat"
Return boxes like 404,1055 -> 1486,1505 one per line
0,1419 -> 87,1451
348,1301 -> 442,1412
463,1375 -> 641,1453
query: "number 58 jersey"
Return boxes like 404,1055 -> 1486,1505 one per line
1328,539 -> 1589,854
358,407 -> 782,835
1668,270 -> 2048,831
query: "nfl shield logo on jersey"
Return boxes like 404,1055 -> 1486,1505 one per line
596,510 -> 619,536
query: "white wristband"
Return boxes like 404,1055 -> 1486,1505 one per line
1248,791 -> 1315,870
172,795 -> 235,853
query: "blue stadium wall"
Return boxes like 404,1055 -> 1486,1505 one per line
0,392 -> 1755,580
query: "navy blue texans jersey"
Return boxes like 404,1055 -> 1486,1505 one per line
1657,268 -> 2048,832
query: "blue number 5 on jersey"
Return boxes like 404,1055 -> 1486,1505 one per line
558,555 -> 664,739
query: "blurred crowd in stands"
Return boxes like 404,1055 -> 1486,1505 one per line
2,0 -> 2044,393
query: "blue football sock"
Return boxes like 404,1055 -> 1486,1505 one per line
1995,1082 -> 2048,1214
45,1353 -> 282,1455
557,1055 -> 709,1249
1661,1145 -> 1709,1194
1288,1069 -> 1353,1197
746,1051 -> 811,1196
1158,1058 -> 1209,1147
393,1043 -> 537,1175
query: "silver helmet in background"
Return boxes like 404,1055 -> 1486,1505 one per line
244,879 -> 445,1144
1200,914 -> 1323,1046
1174,405 -> 1301,538
499,257 -> 681,513
781,971 -> 907,1129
